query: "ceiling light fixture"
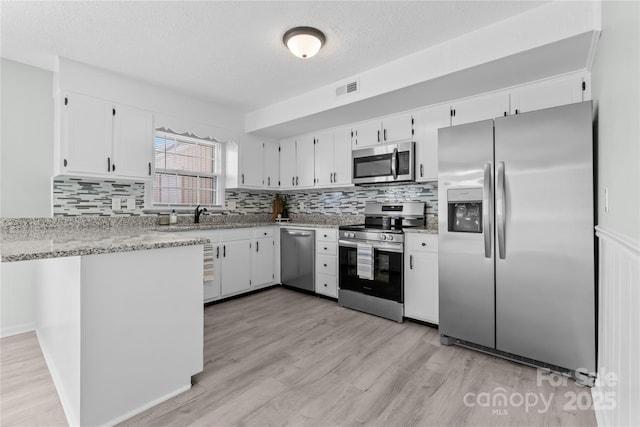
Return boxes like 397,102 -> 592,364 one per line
283,26 -> 325,59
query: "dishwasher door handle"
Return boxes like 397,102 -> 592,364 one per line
285,231 -> 312,237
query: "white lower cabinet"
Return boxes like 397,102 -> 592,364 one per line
252,228 -> 275,288
315,228 -> 338,298
404,233 -> 439,324
220,238 -> 252,296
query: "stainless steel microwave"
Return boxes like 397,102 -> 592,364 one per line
352,141 -> 415,184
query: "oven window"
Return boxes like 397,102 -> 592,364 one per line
339,246 -> 403,302
354,154 -> 393,178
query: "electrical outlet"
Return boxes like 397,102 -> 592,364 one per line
111,197 -> 121,211
228,201 -> 237,210
127,198 -> 136,210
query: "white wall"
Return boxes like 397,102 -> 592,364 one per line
1,58 -> 53,217
591,1 -> 640,426
0,59 -> 54,337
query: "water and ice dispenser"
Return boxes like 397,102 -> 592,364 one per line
447,188 -> 483,233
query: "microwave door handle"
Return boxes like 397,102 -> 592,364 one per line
391,148 -> 398,179
483,162 -> 492,258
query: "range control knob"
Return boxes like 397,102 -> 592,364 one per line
381,234 -> 387,241
387,234 -> 394,241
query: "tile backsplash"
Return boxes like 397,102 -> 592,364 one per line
53,178 -> 146,216
53,177 -> 437,217
226,182 -> 438,216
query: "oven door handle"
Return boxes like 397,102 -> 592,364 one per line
338,239 -> 404,253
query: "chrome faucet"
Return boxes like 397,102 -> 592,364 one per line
194,205 -> 208,223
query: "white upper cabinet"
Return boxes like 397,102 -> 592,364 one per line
510,75 -> 587,115
61,93 -> 113,176
351,112 -> 414,149
351,119 -> 382,148
226,135 -> 264,189
414,104 -> 451,182
450,92 -> 510,126
314,131 -> 334,187
241,135 -> 264,187
296,135 -> 315,188
332,126 -> 353,186
57,92 -> 153,180
264,142 -> 280,189
112,104 -> 153,179
381,112 -> 415,144
279,138 -> 297,190
312,127 -> 354,188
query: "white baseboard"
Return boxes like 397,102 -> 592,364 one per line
0,322 -> 35,338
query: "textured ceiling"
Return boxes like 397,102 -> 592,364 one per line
1,1 -> 547,112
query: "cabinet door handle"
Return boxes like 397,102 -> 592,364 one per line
216,246 -> 220,258
296,176 -> 299,186
107,157 -> 111,172
112,163 -> 115,172
223,245 -> 226,258
377,130 -> 380,143
384,128 -> 387,141
241,173 -> 244,184
292,177 -> 295,186
268,176 -> 271,186
420,164 -> 424,178
410,254 -> 414,270
256,241 -> 259,252
148,162 -> 152,176
333,172 -> 336,182
329,172 -> 333,183
63,159 -> 68,167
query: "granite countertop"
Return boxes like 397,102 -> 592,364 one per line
0,228 -> 210,262
153,221 -> 344,232
403,226 -> 439,234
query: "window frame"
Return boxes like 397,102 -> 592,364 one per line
149,129 -> 225,210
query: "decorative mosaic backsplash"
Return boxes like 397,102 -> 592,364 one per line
53,177 -> 438,218
226,182 -> 438,216
53,178 -> 146,216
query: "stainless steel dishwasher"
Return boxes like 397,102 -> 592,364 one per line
280,228 -> 315,292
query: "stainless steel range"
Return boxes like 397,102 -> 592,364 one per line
338,202 -> 425,322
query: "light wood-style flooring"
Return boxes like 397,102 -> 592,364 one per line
2,287 -> 596,426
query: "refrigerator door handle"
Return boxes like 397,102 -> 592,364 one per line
483,162 -> 492,258
497,161 -> 506,259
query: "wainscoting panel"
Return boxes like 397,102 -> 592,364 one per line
593,226 -> 640,427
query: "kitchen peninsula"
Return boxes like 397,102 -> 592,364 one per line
1,220 -> 207,426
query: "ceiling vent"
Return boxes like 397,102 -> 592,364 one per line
336,79 -> 359,97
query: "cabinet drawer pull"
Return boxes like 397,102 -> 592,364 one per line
324,247 -> 328,250
410,254 -> 414,270
421,242 -> 426,246
324,283 -> 328,287
323,264 -> 327,267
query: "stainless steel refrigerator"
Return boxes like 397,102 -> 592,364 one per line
438,101 -> 595,380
